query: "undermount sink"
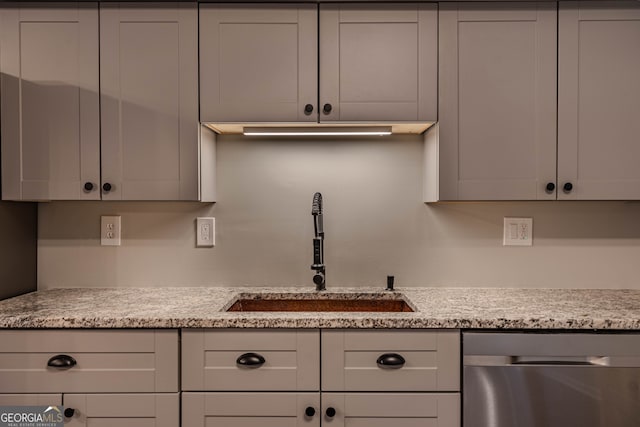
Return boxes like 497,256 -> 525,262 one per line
226,293 -> 414,313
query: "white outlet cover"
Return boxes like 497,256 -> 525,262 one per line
196,217 -> 215,247
101,215 -> 121,246
503,217 -> 533,246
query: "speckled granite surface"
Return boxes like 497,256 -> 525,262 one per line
1,287 -> 640,329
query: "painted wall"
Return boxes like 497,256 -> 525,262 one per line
0,202 -> 37,299
38,136 -> 640,289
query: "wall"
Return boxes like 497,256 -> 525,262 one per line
0,202 -> 37,299
38,136 -> 640,289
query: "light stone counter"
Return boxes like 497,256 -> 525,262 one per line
0,287 -> 639,329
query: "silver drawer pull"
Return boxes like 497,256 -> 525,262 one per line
376,353 -> 405,369
47,354 -> 77,369
236,352 -> 266,368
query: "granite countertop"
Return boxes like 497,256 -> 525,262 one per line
0,287 -> 640,330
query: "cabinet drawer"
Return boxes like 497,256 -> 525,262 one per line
183,392 -> 320,427
323,393 -> 460,427
64,393 -> 179,427
0,330 -> 178,393
182,329 -> 320,391
322,330 -> 459,392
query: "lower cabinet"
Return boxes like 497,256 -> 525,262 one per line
181,329 -> 461,427
182,392 -> 459,427
323,393 -> 460,427
0,393 -> 179,427
183,392 -> 320,427
64,393 -> 179,427
0,330 -> 180,426
0,328 -> 461,426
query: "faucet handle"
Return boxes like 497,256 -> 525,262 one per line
312,238 -> 323,266
313,272 -> 326,291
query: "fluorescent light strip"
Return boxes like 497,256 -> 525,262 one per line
243,126 -> 392,137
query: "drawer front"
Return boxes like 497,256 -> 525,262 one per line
64,393 -> 179,427
0,330 -> 178,393
182,329 -> 320,391
322,393 -> 460,427
322,330 -> 460,392
182,392 -> 320,427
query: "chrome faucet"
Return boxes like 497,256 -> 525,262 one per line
311,192 -> 326,291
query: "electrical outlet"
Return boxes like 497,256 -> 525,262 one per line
101,215 -> 121,246
503,217 -> 533,246
196,217 -> 215,247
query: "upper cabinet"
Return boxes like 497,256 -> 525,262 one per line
428,0 -> 640,202
199,3 -> 437,125
0,3 -> 100,201
100,2 -> 200,201
319,3 -> 437,122
200,4 -> 317,123
557,1 -> 640,200
1,2 -> 209,202
433,2 -> 557,201
4,2 -> 638,203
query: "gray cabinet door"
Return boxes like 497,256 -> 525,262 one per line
0,3 -> 100,201
558,1 -> 640,200
100,2 -> 199,200
64,393 -> 179,427
319,3 -> 437,123
438,2 -> 557,200
183,392 -> 320,427
200,3 -> 318,123
322,393 -> 460,427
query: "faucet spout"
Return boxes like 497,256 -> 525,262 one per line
311,192 -> 323,215
311,192 -> 324,237
311,192 -> 326,291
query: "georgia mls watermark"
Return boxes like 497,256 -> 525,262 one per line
0,406 -> 64,427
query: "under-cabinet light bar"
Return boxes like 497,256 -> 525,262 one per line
243,126 -> 393,137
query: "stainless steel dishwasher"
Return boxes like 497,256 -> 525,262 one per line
463,332 -> 640,427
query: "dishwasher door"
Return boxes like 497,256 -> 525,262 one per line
463,332 -> 640,427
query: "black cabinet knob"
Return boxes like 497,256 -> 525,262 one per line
47,354 -> 77,369
102,183 -> 112,192
236,352 -> 266,368
563,182 -> 573,193
304,104 -> 314,115
84,182 -> 94,192
322,103 -> 332,114
64,408 -> 75,418
325,407 -> 336,418
305,407 -> 316,417
545,182 -> 555,193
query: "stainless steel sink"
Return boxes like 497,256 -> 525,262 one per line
226,293 -> 414,313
